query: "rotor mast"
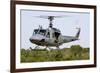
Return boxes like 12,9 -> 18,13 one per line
48,16 -> 54,28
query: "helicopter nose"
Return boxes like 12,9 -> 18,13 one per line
29,37 -> 37,42
30,37 -> 37,43
29,35 -> 43,42
29,38 -> 33,42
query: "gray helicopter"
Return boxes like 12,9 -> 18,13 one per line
29,16 -> 80,50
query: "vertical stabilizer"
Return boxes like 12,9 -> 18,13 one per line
75,28 -> 80,38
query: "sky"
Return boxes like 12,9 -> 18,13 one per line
20,9 -> 90,49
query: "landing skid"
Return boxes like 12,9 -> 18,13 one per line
29,46 -> 61,51
34,46 -> 40,49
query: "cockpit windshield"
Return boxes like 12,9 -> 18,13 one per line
34,29 -> 38,34
33,29 -> 46,36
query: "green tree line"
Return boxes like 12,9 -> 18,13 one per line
21,45 -> 89,63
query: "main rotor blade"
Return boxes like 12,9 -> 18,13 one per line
35,15 -> 70,19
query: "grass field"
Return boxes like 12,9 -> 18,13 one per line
21,45 -> 89,63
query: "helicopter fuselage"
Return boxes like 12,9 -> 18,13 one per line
30,34 -> 63,47
29,28 -> 80,47
29,16 -> 80,49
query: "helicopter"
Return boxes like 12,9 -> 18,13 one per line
29,16 -> 80,50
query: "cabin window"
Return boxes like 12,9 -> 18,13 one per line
54,32 -> 60,39
53,33 -> 55,38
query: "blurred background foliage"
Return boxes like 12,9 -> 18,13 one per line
21,45 -> 89,63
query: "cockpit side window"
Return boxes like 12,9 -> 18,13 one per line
39,30 -> 46,36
